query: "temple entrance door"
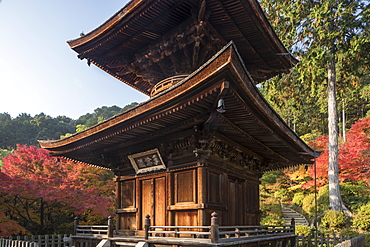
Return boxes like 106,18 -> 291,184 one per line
140,176 -> 166,229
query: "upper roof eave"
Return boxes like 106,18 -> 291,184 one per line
66,0 -> 297,86
39,42 -> 313,166
245,0 -> 298,65
67,0 -> 144,49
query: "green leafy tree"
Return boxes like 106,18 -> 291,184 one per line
0,149 -> 12,168
0,113 -> 15,149
0,103 -> 140,149
32,113 -> 75,141
259,0 -> 369,215
76,103 -> 138,128
0,113 -> 76,149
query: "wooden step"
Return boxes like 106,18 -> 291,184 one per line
114,241 -> 138,247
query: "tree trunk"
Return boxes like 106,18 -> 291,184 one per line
327,49 -> 352,216
342,100 -> 346,142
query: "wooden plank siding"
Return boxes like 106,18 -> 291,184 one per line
115,163 -> 261,232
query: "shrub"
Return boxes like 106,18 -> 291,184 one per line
292,192 -> 305,207
261,215 -> 285,226
339,228 -> 359,238
295,225 -> 312,236
260,197 -> 285,226
274,188 -> 291,202
365,234 -> 370,247
353,203 -> 370,231
260,197 -> 282,217
341,182 -> 370,212
321,210 -> 346,229
317,185 -> 330,209
302,193 -> 315,216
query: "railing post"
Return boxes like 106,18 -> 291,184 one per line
290,218 -> 295,234
73,217 -> 79,235
145,215 -> 151,240
45,235 -> 49,247
210,212 -> 219,243
290,218 -> 296,247
107,216 -> 114,238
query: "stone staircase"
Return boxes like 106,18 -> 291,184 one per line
281,206 -> 309,226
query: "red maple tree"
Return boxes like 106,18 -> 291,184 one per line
0,145 -> 114,235
304,118 -> 370,188
339,118 -> 370,182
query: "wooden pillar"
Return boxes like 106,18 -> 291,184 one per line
197,166 -> 206,226
73,217 -> 79,235
136,178 -> 141,230
145,215 -> 151,240
115,177 -> 121,230
108,216 -> 114,238
73,217 -> 79,247
210,212 -> 219,243
168,172 -> 175,226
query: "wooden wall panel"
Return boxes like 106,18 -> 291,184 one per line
119,213 -> 136,230
175,211 -> 198,226
208,171 -> 220,204
245,181 -> 260,225
175,170 -> 196,203
121,180 -> 135,208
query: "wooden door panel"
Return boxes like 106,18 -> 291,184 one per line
141,179 -> 154,229
141,176 -> 166,228
228,181 -> 236,225
154,177 -> 166,226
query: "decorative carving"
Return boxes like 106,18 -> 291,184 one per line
106,20 -> 224,89
245,157 -> 261,170
208,138 -> 263,171
118,156 -> 131,168
262,162 -> 282,172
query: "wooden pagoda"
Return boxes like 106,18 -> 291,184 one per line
39,0 -> 314,244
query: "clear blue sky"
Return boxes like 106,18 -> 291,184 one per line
0,0 -> 149,120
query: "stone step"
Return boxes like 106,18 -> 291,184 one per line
281,207 -> 309,226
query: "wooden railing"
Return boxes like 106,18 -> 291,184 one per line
297,233 -> 359,247
73,216 -> 114,238
0,238 -> 38,247
0,235 -> 72,247
144,212 -> 296,244
148,225 -> 211,238
218,225 -> 294,239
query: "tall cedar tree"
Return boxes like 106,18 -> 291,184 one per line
259,0 -> 369,214
0,145 -> 114,235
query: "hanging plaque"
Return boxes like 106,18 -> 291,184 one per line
128,148 -> 166,174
